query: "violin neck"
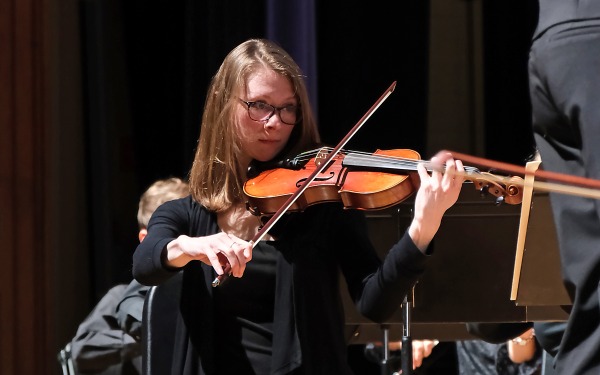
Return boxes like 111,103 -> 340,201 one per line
342,152 -> 479,175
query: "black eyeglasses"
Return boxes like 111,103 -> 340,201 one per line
239,99 -> 301,125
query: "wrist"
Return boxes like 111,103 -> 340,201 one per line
164,236 -> 190,268
408,219 -> 439,252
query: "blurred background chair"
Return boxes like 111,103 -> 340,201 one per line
142,273 -> 182,375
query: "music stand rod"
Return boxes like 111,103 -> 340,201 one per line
401,296 -> 413,375
381,324 -> 391,375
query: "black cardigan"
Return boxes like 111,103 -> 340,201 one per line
133,196 -> 429,375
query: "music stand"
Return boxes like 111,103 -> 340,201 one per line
342,182 -> 569,374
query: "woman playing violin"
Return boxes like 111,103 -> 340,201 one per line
132,38 -> 464,375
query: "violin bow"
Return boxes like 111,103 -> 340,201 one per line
212,81 -> 397,287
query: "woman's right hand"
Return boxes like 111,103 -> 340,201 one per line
165,232 -> 252,278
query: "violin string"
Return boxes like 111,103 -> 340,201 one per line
343,152 -> 444,172
343,152 -> 484,175
347,152 -> 422,169
293,147 -> 485,175
299,147 -> 425,168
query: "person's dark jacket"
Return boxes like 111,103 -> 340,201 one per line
70,284 -> 142,374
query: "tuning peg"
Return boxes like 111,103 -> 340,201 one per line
495,196 -> 505,205
479,184 -> 489,197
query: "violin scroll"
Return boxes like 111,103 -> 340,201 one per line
470,173 -> 524,205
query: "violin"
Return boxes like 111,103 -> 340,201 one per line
243,147 -> 525,217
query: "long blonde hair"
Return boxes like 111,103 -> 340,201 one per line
189,39 -> 320,212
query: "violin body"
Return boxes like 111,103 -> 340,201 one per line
243,149 -> 422,215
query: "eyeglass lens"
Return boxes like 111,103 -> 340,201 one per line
248,102 -> 298,125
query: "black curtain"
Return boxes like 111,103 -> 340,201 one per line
482,0 -> 539,165
315,2 -> 430,153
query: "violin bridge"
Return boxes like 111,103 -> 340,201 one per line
314,148 -> 330,167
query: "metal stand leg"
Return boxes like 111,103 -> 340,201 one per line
376,295 -> 412,375
401,296 -> 413,375
379,324 -> 394,375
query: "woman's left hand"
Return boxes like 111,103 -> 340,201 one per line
408,151 -> 464,251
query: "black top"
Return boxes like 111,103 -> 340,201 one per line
133,196 -> 429,375
214,241 -> 277,374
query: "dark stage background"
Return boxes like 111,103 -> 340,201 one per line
78,0 -> 538,302
1,0 -> 547,372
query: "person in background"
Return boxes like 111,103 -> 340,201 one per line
361,338 -> 457,374
527,1 -> 600,373
369,332 -> 542,375
455,332 -> 542,375
132,38 -> 465,374
467,321 -> 566,375
115,177 -> 190,344
69,177 -> 189,374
